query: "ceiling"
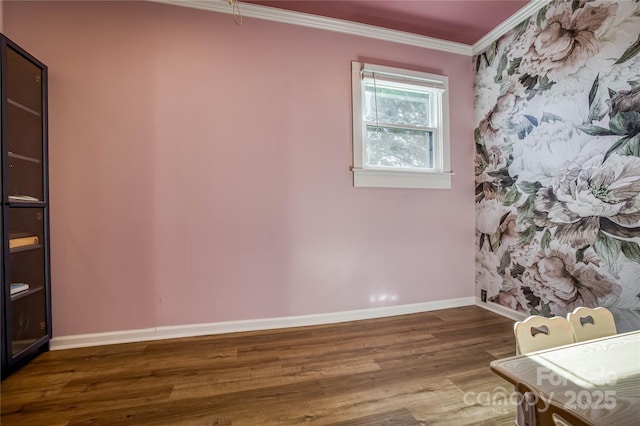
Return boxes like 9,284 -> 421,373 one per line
243,0 -> 531,45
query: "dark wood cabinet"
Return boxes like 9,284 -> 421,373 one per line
1,34 -> 51,379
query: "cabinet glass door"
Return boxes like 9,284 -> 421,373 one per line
8,207 -> 47,355
5,46 -> 44,203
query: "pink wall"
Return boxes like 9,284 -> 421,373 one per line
4,1 -> 475,336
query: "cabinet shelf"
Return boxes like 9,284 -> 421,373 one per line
9,244 -> 43,254
12,335 -> 48,356
10,285 -> 44,302
7,97 -> 41,117
7,196 -> 44,205
8,151 -> 41,164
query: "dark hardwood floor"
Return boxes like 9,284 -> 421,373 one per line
1,305 -> 518,425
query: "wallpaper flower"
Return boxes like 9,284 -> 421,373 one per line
474,0 -> 640,329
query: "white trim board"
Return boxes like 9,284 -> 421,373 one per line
150,0 -> 471,55
51,297 -> 474,350
474,297 -> 527,322
149,0 -> 546,57
472,0 -> 552,55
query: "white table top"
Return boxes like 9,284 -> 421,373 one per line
490,330 -> 640,425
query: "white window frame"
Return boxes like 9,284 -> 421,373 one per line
351,61 -> 453,189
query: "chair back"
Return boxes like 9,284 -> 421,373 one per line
567,306 -> 617,342
514,315 -> 574,355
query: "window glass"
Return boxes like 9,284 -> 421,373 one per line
363,84 -> 430,127
351,61 -> 452,189
365,127 -> 433,169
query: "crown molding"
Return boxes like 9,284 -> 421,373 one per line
149,0 -> 553,58
472,0 -> 552,56
150,0 -> 473,56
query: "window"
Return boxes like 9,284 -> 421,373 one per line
351,61 -> 453,189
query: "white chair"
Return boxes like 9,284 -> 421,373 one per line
514,315 -> 574,355
567,306 -> 617,342
513,316 -> 574,426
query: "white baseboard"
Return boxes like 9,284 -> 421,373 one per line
50,297 -> 475,350
474,297 -> 527,321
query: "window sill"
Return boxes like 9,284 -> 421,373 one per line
352,168 -> 453,189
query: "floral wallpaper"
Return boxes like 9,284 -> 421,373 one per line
474,0 -> 640,331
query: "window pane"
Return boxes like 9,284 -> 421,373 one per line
364,84 -> 429,127
365,126 -> 433,169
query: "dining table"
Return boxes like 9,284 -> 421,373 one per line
490,330 -> 640,425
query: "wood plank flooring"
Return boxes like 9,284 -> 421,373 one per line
1,306 -> 518,425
